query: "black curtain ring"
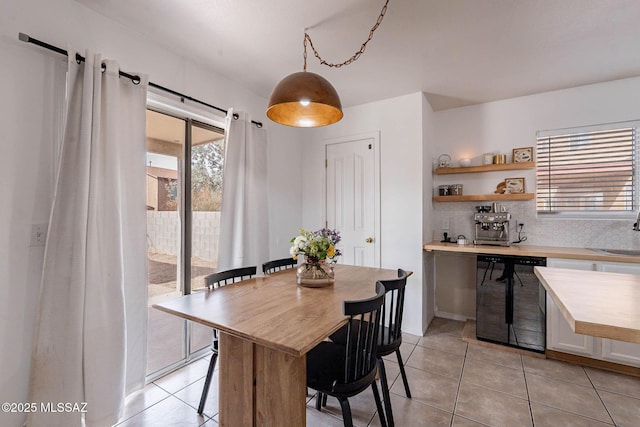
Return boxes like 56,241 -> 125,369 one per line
233,113 -> 239,120
75,53 -> 82,64
131,75 -> 141,85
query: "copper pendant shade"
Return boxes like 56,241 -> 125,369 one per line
266,1 -> 388,128
266,71 -> 343,127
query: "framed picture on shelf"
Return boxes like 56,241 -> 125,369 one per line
504,177 -> 525,193
512,146 -> 533,163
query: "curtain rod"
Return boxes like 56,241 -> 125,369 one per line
18,32 -> 263,128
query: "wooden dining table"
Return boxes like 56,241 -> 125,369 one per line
152,264 -> 407,426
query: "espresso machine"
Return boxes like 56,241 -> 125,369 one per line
474,205 -> 511,246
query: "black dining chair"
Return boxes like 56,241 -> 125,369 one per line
262,257 -> 297,274
198,266 -> 257,414
328,268 -> 410,427
307,282 -> 388,427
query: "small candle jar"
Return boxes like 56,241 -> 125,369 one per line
493,154 -> 506,164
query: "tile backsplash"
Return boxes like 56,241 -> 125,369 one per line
432,200 -> 640,250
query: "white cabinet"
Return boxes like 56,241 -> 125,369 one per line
545,258 -> 597,356
601,339 -> 640,366
597,261 -> 640,366
546,295 -> 596,356
545,258 -> 640,367
547,258 -> 598,271
599,261 -> 640,275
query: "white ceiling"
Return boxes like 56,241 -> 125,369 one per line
77,0 -> 640,111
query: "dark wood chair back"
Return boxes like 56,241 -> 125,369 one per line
204,266 -> 257,289
262,258 -> 297,274
307,282 -> 388,426
334,282 -> 386,393
377,268 -> 409,355
322,268 -> 410,425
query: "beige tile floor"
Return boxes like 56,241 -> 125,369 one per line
115,318 -> 640,426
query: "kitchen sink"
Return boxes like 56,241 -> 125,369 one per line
589,248 -> 640,257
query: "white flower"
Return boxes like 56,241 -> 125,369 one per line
289,228 -> 342,262
289,235 -> 309,260
293,235 -> 307,250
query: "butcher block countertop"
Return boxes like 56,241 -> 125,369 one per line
423,241 -> 640,264
534,267 -> 640,344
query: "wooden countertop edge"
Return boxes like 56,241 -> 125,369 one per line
581,322 -> 640,344
423,241 -> 640,264
534,267 -> 640,344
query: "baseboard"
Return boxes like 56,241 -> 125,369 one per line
434,310 -> 469,322
546,349 -> 640,377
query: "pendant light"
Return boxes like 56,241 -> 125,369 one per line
266,70 -> 343,127
267,0 -> 390,127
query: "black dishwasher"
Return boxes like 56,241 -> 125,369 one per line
476,255 -> 547,352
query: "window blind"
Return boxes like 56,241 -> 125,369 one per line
536,126 -> 637,214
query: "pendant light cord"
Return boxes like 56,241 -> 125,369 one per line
303,0 -> 389,71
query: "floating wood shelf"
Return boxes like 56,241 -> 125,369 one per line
434,193 -> 536,202
435,162 -> 535,175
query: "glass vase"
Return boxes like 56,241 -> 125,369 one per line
296,257 -> 335,287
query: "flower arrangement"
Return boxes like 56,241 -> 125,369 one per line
290,228 -> 342,263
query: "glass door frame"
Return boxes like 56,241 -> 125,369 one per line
145,98 -> 226,383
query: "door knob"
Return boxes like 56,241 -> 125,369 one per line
365,237 -> 374,243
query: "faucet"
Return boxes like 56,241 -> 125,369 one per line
634,209 -> 640,231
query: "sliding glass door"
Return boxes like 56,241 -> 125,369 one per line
146,110 -> 185,376
188,122 -> 226,355
145,108 -> 225,379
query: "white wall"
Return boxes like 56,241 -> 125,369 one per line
0,1 -> 301,425
303,92 -> 427,335
267,126 -> 304,258
422,94 -> 436,327
431,77 -> 640,250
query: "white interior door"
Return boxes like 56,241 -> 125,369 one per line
326,134 -> 379,267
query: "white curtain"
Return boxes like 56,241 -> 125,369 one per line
217,110 -> 269,271
27,51 -> 148,427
